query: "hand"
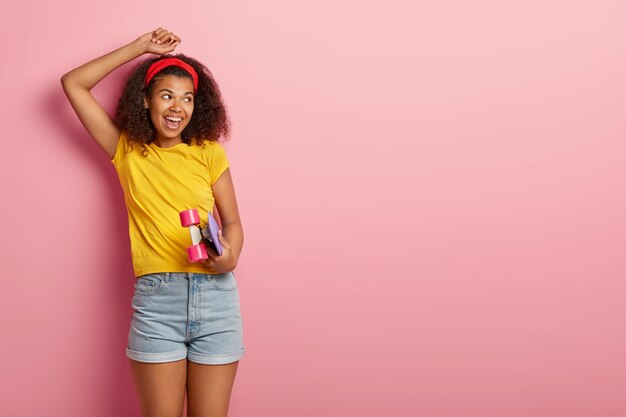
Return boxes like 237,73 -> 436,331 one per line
134,28 -> 181,55
203,230 -> 237,273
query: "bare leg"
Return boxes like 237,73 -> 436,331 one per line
186,361 -> 239,417
129,359 -> 187,417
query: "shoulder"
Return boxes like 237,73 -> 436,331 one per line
119,130 -> 142,153
201,139 -> 226,151
112,130 -> 147,165
199,140 -> 228,160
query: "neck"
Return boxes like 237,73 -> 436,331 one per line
153,135 -> 182,148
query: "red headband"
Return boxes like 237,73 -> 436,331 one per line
145,58 -> 199,91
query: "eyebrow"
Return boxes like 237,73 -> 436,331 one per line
157,89 -> 194,95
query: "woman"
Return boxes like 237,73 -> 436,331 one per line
61,28 -> 245,416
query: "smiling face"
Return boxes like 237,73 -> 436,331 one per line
144,75 -> 195,146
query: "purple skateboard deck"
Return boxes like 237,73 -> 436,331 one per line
206,212 -> 223,256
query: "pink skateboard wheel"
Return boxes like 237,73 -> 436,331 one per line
180,209 -> 200,227
187,243 -> 208,262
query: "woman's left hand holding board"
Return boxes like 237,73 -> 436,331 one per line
204,230 -> 238,273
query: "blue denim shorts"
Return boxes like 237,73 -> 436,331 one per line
126,272 -> 245,365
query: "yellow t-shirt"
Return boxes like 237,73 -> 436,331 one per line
111,131 -> 229,277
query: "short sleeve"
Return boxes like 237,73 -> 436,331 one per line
208,142 -> 230,185
111,130 -> 128,167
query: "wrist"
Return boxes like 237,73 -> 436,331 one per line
129,38 -> 149,56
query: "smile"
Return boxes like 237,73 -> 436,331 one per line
163,116 -> 183,129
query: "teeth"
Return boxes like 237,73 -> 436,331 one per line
165,117 -> 182,122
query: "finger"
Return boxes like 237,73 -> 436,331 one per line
154,31 -> 168,44
205,244 -> 220,259
166,33 -> 179,44
218,230 -> 230,249
152,28 -> 164,40
203,254 -> 217,265
167,36 -> 181,45
155,31 -> 172,44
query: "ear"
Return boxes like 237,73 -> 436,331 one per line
143,96 -> 149,109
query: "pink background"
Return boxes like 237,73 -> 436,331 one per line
1,1 -> 625,416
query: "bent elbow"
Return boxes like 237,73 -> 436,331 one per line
60,74 -> 71,92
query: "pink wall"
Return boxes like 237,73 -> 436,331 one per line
2,1 -> 625,416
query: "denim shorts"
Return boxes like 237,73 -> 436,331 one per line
126,272 -> 245,365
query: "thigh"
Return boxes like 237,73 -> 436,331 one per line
186,273 -> 245,365
127,273 -> 189,363
130,359 -> 187,417
186,361 -> 239,417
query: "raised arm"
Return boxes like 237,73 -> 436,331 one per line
61,28 -> 181,159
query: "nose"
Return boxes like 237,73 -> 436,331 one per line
169,98 -> 185,111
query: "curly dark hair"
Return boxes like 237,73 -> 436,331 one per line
115,54 -> 230,154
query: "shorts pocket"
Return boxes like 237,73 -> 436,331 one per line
212,272 -> 238,291
134,274 -> 164,295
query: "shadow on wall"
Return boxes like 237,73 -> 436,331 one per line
43,82 -> 140,416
